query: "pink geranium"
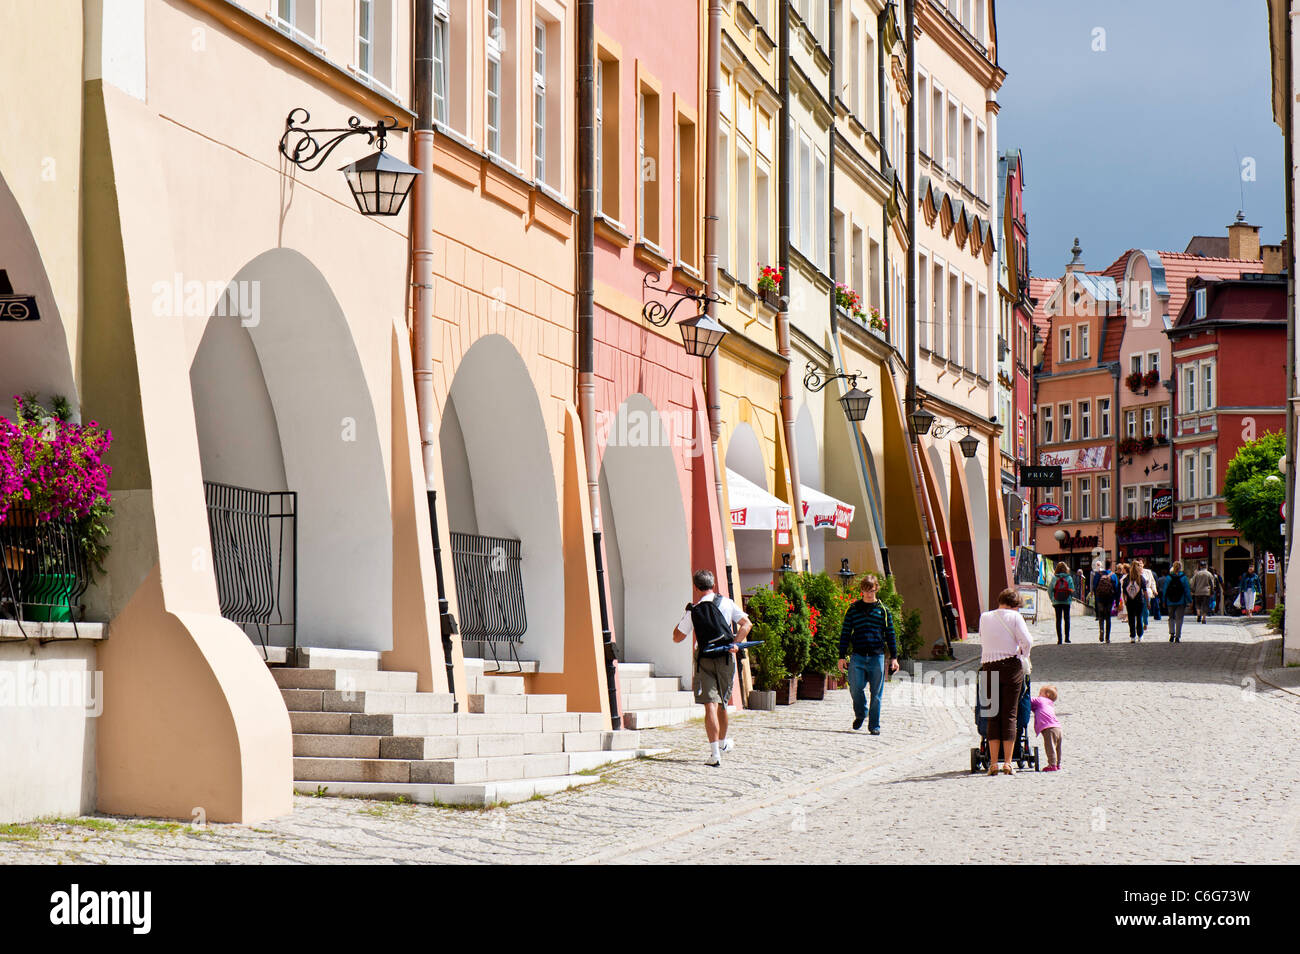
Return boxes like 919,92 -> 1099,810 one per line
0,395 -> 113,527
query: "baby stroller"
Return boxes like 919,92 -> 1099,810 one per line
969,670 -> 1040,772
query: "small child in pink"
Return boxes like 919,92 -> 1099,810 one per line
1030,685 -> 1062,771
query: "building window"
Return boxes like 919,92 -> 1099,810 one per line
1060,402 -> 1072,441
1079,400 -> 1091,439
932,259 -> 945,358
356,0 -> 395,89
917,251 -> 930,350
735,138 -> 751,284
1042,405 -> 1053,444
1147,351 -> 1160,376
961,112 -> 973,187
1099,397 -> 1111,437
975,123 -> 987,200
1062,480 -> 1072,521
869,239 -> 881,312
677,116 -> 698,267
1195,286 -> 1207,318
1099,476 -> 1112,518
976,290 -> 988,377
798,133 -> 812,254
814,149 -> 827,269
931,83 -> 944,160
1202,450 -> 1215,498
1078,323 -> 1090,359
596,54 -> 620,219
1130,353 -> 1143,376
1184,366 -> 1197,413
1159,404 -> 1169,438
637,86 -> 661,247
432,0 -> 450,125
1142,407 -> 1154,437
1124,485 -> 1138,519
1140,286 -> 1151,315
1079,477 -> 1092,520
1141,484 -> 1153,517
962,282 -> 975,371
1125,409 -> 1137,439
274,0 -> 319,46
1060,327 -> 1072,362
532,18 -> 547,183
485,0 -> 517,161
1202,362 -> 1214,411
948,271 -> 960,361
917,72 -> 928,154
946,97 -> 958,177
1184,453 -> 1197,500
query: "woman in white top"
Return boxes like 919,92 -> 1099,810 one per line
978,588 -> 1034,775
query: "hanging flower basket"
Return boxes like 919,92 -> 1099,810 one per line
1142,369 -> 1161,388
1140,435 -> 1155,453
1119,437 -> 1142,456
757,264 -> 783,305
1125,371 -> 1144,393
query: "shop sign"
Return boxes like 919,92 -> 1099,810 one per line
1021,465 -> 1062,487
1035,503 -> 1062,525
776,509 -> 790,546
1038,445 -> 1111,473
0,294 -> 39,321
1182,538 -> 1209,559
1215,536 -> 1238,548
1058,530 -> 1099,551
1151,488 -> 1174,519
834,504 -> 852,540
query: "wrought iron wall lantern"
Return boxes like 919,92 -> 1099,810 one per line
838,558 -> 855,585
278,108 -> 421,216
641,272 -> 728,358
803,362 -> 873,422
907,400 -> 935,440
778,552 -> 796,573
930,422 -> 981,459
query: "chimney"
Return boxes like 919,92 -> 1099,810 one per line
1262,240 -> 1287,273
1065,237 -> 1085,273
1227,211 -> 1261,261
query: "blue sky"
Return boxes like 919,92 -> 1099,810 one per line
995,0 -> 1285,275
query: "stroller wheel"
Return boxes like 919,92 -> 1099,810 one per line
1033,746 -> 1041,772
970,748 -> 981,773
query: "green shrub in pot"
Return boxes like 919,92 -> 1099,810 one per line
774,572 -> 812,678
800,571 -> 849,675
743,586 -> 788,691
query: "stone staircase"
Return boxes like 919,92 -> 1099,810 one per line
276,648 -> 654,805
617,661 -> 707,730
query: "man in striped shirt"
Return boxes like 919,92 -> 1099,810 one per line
836,574 -> 898,734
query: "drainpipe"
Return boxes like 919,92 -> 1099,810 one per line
777,0 -> 811,572
411,0 -> 459,702
1285,6 -> 1295,581
576,0 -> 621,728
705,0 -> 734,596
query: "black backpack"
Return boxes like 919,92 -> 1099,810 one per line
1094,573 -> 1116,606
1165,574 -> 1184,603
691,599 -> 735,658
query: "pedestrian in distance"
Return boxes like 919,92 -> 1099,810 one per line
1190,561 -> 1214,623
1123,563 -> 1147,643
1031,684 -> 1063,771
672,568 -> 751,767
1155,568 -> 1169,619
978,588 -> 1034,775
1239,565 -> 1261,618
837,574 -> 898,735
1139,560 -> 1159,624
1050,561 -> 1075,644
1092,563 -> 1118,643
1076,567 -> 1087,601
1163,561 -> 1191,642
1210,567 -> 1223,615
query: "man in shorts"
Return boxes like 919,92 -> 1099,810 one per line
673,569 -> 751,766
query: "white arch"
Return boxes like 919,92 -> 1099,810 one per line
0,173 -> 78,420
726,422 -> 773,595
963,453 -> 991,606
440,334 -> 566,672
190,248 -> 392,650
599,394 -> 692,682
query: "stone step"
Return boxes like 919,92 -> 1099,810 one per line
465,674 -> 526,695
467,693 -> 568,715
411,749 -> 643,784
462,657 -> 540,675
290,711 -> 355,734
615,662 -> 654,680
294,757 -> 411,783
273,668 -> 419,692
293,774 -> 604,807
624,690 -> 695,710
288,647 -> 382,671
623,676 -> 682,694
292,734 -> 383,759
621,706 -> 703,730
280,688 -> 456,715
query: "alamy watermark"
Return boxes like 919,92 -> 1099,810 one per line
151,273 -> 261,327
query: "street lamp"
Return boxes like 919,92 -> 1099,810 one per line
930,420 -> 979,458
803,362 -> 873,422
778,552 -> 795,573
278,109 -> 420,217
838,558 -> 855,587
907,402 -> 935,439
642,272 -> 729,357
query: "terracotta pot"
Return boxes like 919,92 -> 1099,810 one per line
774,676 -> 799,705
797,672 -> 827,700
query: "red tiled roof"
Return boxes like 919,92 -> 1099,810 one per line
1155,252 -> 1264,320
1100,315 -> 1125,364
1028,276 -> 1059,372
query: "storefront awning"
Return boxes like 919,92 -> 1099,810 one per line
725,469 -> 791,530
800,485 -> 855,536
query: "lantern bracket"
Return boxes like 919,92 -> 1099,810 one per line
279,108 -> 406,172
802,361 -> 864,394
641,271 -> 725,327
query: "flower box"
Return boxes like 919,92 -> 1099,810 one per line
746,689 -> 776,711
774,675 -> 799,705
797,672 -> 827,700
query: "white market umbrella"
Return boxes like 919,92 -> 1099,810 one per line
725,469 -> 791,530
800,485 -> 855,536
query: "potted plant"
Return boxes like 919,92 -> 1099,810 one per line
834,282 -> 862,315
1,394 -> 114,622
1142,369 -> 1161,389
756,264 -> 783,305
1119,436 -> 1142,456
1156,432 -> 1168,444
1125,371 -> 1144,393
743,587 -> 788,710
774,573 -> 812,704
1140,435 -> 1155,453
798,571 -> 849,699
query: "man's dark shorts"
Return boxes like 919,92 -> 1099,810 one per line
694,653 -> 736,705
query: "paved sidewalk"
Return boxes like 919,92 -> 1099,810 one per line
1,618 -> 1295,864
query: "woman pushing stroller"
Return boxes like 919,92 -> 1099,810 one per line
978,589 -> 1034,775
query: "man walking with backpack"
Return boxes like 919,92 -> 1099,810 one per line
836,575 -> 898,735
1163,561 -> 1191,642
673,569 -> 751,766
1092,562 -> 1118,643
1190,561 -> 1214,623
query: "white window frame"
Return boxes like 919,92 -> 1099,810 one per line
1099,397 -> 1112,437
1184,365 -> 1198,413
1099,476 -> 1112,518
1202,449 -> 1215,498
486,0 -> 504,158
1060,327 -> 1073,362
1124,485 -> 1138,519
1202,360 -> 1215,411
270,0 -> 323,51
1184,452 -> 1197,500
432,0 -> 451,125
1078,322 -> 1090,358
1195,286 -> 1207,318
1062,479 -> 1072,522
1142,407 -> 1154,437
1079,399 -> 1091,439
1042,404 -> 1053,444
1126,409 -> 1137,439
1079,477 -> 1092,520
1059,402 -> 1072,442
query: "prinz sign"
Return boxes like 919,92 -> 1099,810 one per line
0,294 -> 39,321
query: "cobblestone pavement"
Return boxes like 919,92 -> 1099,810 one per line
2,618 -> 1296,864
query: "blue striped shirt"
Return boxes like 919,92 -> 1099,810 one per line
839,600 -> 897,658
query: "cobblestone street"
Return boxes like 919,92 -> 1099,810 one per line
3,618 -> 1297,864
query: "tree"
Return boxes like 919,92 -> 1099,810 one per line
1223,431 -> 1286,558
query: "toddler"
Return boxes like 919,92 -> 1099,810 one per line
1030,684 -> 1062,771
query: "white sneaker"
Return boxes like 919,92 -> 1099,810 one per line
720,738 -> 735,754
705,752 -> 722,767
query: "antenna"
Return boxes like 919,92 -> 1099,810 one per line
1234,145 -> 1246,217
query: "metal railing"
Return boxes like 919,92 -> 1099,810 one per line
204,481 -> 296,657
0,507 -> 91,637
449,531 -> 527,671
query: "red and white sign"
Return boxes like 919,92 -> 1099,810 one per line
835,504 -> 852,540
725,469 -> 792,532
1035,503 -> 1062,525
1038,445 -> 1112,473
776,509 -> 791,546
1181,538 -> 1209,559
1267,552 -> 1277,573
